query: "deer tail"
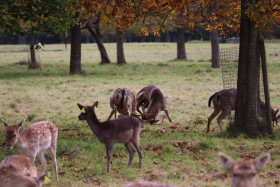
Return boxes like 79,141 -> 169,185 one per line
208,92 -> 217,107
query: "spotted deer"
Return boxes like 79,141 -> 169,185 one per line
207,88 -> 279,133
141,86 -> 172,124
2,119 -> 59,182
218,152 -> 270,187
77,101 -> 143,173
121,180 -> 180,187
107,88 -> 138,120
0,155 -> 49,187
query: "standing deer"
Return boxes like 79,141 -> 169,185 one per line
0,155 -> 49,187
218,152 -> 270,187
207,88 -> 279,133
107,88 -> 138,120
136,85 -> 155,116
77,101 -> 143,173
141,86 -> 172,124
2,119 -> 59,182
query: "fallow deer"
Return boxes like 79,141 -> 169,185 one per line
141,86 -> 172,124
0,155 -> 49,187
218,152 -> 270,187
207,88 -> 279,133
2,119 -> 59,182
121,180 -> 180,187
77,101 -> 143,173
136,85 -> 155,116
107,88 -> 138,120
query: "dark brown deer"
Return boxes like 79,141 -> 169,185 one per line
77,101 -> 143,173
141,86 -> 172,124
2,119 -> 59,182
207,88 -> 279,133
218,152 -> 270,187
0,155 -> 49,187
136,85 -> 155,116
107,88 -> 138,120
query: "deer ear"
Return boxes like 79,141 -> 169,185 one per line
218,152 -> 234,170
254,153 -> 270,170
93,101 -> 98,108
77,103 -> 84,110
274,109 -> 279,115
17,119 -> 25,128
2,119 -> 9,127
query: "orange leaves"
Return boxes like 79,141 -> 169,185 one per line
139,25 -> 165,37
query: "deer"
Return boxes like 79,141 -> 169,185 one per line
141,86 -> 172,124
121,180 -> 180,187
218,152 -> 270,187
2,119 -> 59,182
77,101 -> 143,173
207,88 -> 279,133
0,155 -> 49,187
136,85 -> 155,116
107,88 -> 138,120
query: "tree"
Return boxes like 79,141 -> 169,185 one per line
210,29 -> 220,68
116,28 -> 126,64
70,23 -> 82,74
176,27 -> 186,60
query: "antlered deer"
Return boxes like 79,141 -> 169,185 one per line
77,101 -> 143,173
218,152 -> 270,187
141,86 -> 172,124
107,88 -> 138,120
207,88 -> 279,133
0,155 -> 49,187
2,119 -> 59,182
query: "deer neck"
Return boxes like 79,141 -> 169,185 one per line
86,109 -> 102,135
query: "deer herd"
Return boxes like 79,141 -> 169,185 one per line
1,86 -> 279,187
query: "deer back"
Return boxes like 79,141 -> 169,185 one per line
214,88 -> 237,111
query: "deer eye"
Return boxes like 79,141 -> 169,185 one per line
13,135 -> 16,137
233,173 -> 239,177
252,173 -> 256,177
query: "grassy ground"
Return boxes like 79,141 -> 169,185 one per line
0,42 -> 280,186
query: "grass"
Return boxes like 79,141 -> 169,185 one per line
0,42 -> 280,186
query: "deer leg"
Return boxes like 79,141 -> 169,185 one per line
48,146 -> 59,182
105,143 -> 114,173
107,109 -> 115,120
217,110 -> 230,132
164,109 -> 172,123
124,142 -> 135,167
114,106 -> 117,119
130,136 -> 143,169
37,151 -> 47,175
207,108 -> 221,133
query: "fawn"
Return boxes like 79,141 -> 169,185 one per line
77,101 -> 143,173
218,152 -> 270,187
107,88 -> 138,120
141,86 -> 172,124
2,119 -> 59,182
0,155 -> 49,187
207,88 -> 279,133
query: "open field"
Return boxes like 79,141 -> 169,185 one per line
0,42 -> 280,186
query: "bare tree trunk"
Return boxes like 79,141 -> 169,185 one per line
176,27 -> 187,60
87,20 -> 110,64
70,24 -> 82,74
116,28 -> 126,64
28,31 -> 41,69
210,29 -> 220,68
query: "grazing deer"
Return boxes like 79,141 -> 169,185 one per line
2,119 -> 59,182
0,155 -> 49,187
107,88 -> 138,120
136,85 -> 156,116
141,86 -> 172,124
77,101 -> 143,173
207,88 -> 279,133
121,180 -> 180,187
218,152 -> 270,187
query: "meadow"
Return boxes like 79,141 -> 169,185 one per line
0,41 -> 280,186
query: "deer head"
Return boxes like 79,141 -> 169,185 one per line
77,101 -> 98,121
271,109 -> 279,122
218,152 -> 270,187
2,119 -> 25,150
142,112 -> 157,122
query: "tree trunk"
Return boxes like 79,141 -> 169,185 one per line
210,29 -> 220,68
116,28 -> 126,64
233,0 -> 269,136
87,21 -> 110,64
28,32 -> 41,69
70,24 -> 82,74
176,27 -> 187,60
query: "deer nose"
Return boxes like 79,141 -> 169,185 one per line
6,146 -> 11,150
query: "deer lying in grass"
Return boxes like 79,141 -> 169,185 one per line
0,155 -> 49,187
218,152 -> 270,187
141,86 -> 172,124
121,180 -> 180,187
2,119 -> 59,182
107,88 -> 138,120
77,101 -> 143,173
207,88 -> 279,133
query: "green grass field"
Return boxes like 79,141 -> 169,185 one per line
0,42 -> 280,186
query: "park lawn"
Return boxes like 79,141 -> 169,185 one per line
0,42 -> 280,186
